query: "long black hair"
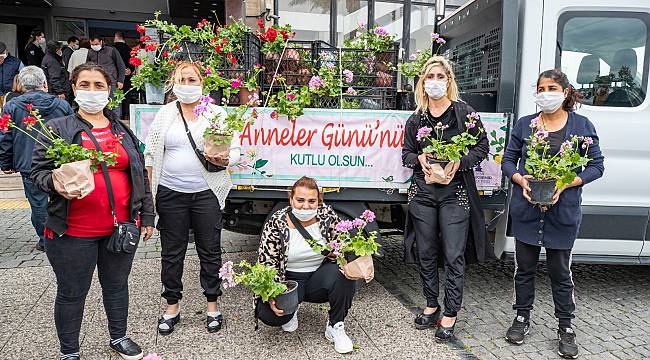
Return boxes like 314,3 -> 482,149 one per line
537,69 -> 583,112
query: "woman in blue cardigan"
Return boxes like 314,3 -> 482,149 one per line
501,69 -> 604,359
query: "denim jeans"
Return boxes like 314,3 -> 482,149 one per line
21,173 -> 48,247
46,234 -> 136,354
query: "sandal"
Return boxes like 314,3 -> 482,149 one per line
157,312 -> 180,336
414,307 -> 441,330
206,312 -> 223,333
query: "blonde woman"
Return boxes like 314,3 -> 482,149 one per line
401,56 -> 491,341
144,61 -> 241,335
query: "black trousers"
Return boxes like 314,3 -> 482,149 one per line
408,181 -> 470,317
156,185 -> 223,305
46,234 -> 135,355
256,261 -> 357,326
513,240 -> 575,328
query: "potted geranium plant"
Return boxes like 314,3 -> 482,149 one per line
238,64 -> 263,105
267,75 -> 311,121
329,210 -> 381,283
219,260 -> 299,314
0,105 -> 117,198
417,112 -> 484,184
524,117 -> 592,205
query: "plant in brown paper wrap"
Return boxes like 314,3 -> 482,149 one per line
0,105 -> 117,198
329,210 -> 380,283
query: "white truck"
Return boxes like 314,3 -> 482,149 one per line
132,0 -> 650,264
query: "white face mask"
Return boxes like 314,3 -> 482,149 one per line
173,84 -> 203,104
38,37 -> 46,45
424,80 -> 448,99
292,207 -> 318,222
72,44 -> 80,50
535,91 -> 565,113
0,53 -> 7,59
90,44 -> 102,52
75,90 -> 109,114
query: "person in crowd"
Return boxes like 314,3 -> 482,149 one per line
67,39 -> 90,76
401,56 -> 491,342
501,69 -> 604,359
112,31 -> 134,117
25,28 -> 46,66
29,63 -> 154,360
143,61 -> 241,335
2,74 -> 25,106
62,36 -> 80,70
0,66 -> 73,251
87,35 -> 125,117
0,41 -> 25,104
255,176 -> 357,354
42,41 -> 71,102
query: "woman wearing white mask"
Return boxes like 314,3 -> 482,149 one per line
256,176 -> 357,354
30,63 -> 155,360
144,61 -> 241,335
402,56 -> 490,342
501,69 -> 604,359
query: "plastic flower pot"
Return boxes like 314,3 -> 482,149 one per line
427,158 -> 449,168
274,280 -> 299,314
238,87 -> 259,105
528,179 -> 556,205
144,83 -> 165,105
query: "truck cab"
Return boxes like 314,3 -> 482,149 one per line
440,0 -> 650,264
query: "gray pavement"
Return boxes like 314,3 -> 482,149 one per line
1,205 -> 650,359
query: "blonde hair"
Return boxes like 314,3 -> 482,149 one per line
167,61 -> 204,92
11,74 -> 24,93
414,56 -> 460,113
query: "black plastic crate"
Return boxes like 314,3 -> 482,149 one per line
314,88 -> 397,110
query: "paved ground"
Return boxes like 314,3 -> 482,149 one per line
1,205 -> 650,359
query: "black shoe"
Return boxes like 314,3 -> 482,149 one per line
414,307 -> 441,330
206,313 -> 223,333
434,318 -> 456,342
59,354 -> 80,360
109,337 -> 143,360
35,244 -> 45,252
157,312 -> 181,336
558,327 -> 579,359
505,315 -> 530,345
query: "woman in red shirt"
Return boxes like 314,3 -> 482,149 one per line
30,63 -> 154,360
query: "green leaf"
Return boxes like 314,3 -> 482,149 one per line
254,159 -> 268,169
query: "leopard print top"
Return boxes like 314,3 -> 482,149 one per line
257,205 -> 341,282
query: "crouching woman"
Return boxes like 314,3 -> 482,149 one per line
256,176 -> 357,354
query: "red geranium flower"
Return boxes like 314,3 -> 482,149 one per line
226,52 -> 232,58
139,35 -> 152,43
144,43 -> 156,52
280,30 -> 289,41
136,24 -> 146,34
265,28 -> 278,42
25,103 -> 33,113
221,38 -> 228,45
257,18 -> 265,29
215,45 -> 222,53
22,116 -> 37,127
162,51 -> 169,58
230,57 -> 237,64
0,113 -> 11,132
173,44 -> 181,50
129,57 -> 142,67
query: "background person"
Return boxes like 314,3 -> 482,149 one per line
62,36 -> 80,71
67,39 -> 90,76
87,35 -> 125,118
30,63 -> 155,360
0,66 -> 73,251
401,56 -> 490,342
501,69 -> 604,359
0,41 -> 25,104
42,41 -> 71,102
255,176 -> 357,354
144,61 -> 240,335
25,28 -> 46,66
2,74 -> 25,106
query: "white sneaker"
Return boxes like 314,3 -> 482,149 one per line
325,321 -> 354,354
281,307 -> 299,332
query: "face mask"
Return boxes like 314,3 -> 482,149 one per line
56,51 -> 62,57
292,207 -> 318,222
75,90 -> 109,114
534,91 -> 565,113
91,45 -> 102,52
173,84 -> 203,104
424,80 -> 447,99
72,44 -> 80,50
38,38 -> 46,45
0,53 -> 7,59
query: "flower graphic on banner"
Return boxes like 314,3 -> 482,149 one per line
235,147 -> 272,178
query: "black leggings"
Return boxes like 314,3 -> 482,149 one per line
256,261 -> 357,326
156,185 -> 223,304
46,234 -> 135,355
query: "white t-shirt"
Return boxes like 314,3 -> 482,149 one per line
159,117 -> 210,193
67,48 -> 89,74
286,223 -> 326,273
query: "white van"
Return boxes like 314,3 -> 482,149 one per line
439,0 -> 650,264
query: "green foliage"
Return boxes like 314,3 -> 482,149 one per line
344,26 -> 395,52
421,113 -> 483,162
234,260 -> 287,302
398,49 -> 432,80
268,76 -> 311,120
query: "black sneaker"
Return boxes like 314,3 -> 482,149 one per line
109,337 -> 143,360
414,307 -> 441,330
505,315 -> 530,345
558,327 -> 579,359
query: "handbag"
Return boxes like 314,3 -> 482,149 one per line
80,122 -> 140,254
176,101 -> 225,173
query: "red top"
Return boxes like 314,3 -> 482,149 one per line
66,125 -> 132,237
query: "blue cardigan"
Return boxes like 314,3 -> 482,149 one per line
501,112 -> 605,250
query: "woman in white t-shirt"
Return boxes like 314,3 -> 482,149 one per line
256,177 -> 358,354
144,61 -> 241,335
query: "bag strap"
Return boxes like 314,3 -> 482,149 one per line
176,101 -> 204,159
288,210 -> 329,256
78,121 -> 118,226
